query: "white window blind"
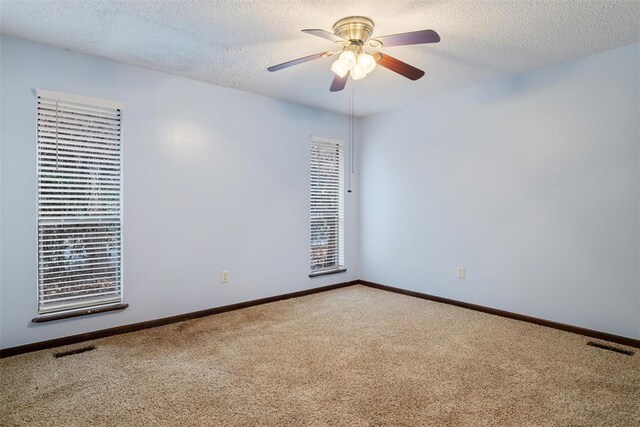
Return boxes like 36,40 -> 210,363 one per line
310,138 -> 344,272
36,89 -> 124,314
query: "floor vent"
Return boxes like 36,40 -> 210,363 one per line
54,345 -> 96,358
587,341 -> 633,356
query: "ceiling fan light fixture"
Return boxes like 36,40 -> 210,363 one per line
268,16 -> 440,91
357,52 -> 376,74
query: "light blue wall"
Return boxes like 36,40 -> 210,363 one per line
360,43 -> 640,339
0,36 -> 359,349
2,35 -> 638,349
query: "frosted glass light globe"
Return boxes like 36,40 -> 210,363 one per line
350,63 -> 367,80
338,50 -> 356,68
331,59 -> 350,78
357,53 -> 376,74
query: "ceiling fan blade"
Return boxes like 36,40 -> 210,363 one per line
329,74 -> 348,92
372,29 -> 440,47
375,53 -> 425,80
302,29 -> 347,43
267,52 -> 332,72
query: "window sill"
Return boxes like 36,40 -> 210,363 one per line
32,303 -> 128,323
309,268 -> 347,278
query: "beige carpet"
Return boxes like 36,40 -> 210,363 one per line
1,285 -> 639,426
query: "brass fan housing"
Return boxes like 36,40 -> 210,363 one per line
332,16 -> 375,44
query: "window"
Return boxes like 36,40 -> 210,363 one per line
36,89 -> 124,316
310,137 -> 345,275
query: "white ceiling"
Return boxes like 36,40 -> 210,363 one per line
1,1 -> 639,116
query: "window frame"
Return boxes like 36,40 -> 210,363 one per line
309,136 -> 346,277
33,89 -> 127,322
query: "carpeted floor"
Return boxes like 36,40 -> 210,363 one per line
1,285 -> 639,426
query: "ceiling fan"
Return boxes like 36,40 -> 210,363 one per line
267,16 -> 440,92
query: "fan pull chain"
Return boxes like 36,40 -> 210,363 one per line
351,83 -> 355,175
347,82 -> 354,193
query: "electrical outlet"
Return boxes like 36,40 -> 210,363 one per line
221,271 -> 229,284
457,266 -> 465,279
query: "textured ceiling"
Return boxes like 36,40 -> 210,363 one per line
1,1 -> 639,116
